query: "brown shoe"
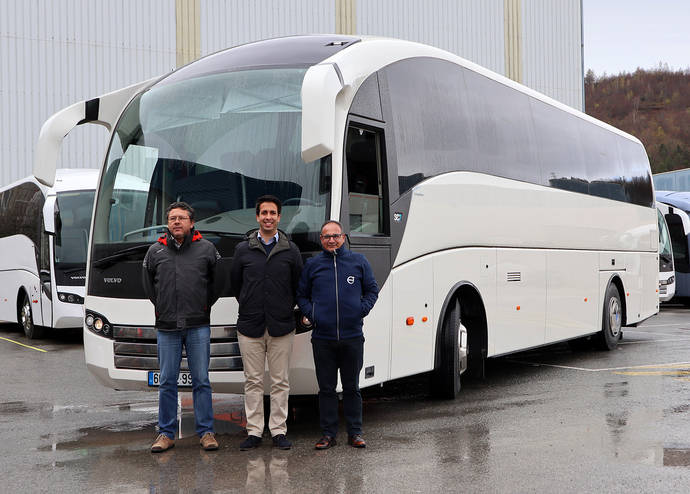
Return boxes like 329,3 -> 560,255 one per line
200,432 -> 219,451
151,434 -> 175,453
348,434 -> 366,448
315,435 -> 337,450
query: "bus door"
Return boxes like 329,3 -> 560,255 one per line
40,197 -> 56,327
343,123 -> 393,384
664,206 -> 690,297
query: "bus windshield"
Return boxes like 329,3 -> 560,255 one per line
91,67 -> 330,262
54,189 -> 95,285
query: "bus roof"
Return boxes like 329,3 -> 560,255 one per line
52,168 -> 99,193
656,190 -> 690,211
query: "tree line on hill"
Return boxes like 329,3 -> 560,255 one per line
584,65 -> 690,174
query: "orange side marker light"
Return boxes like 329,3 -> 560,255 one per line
406,317 -> 414,326
516,306 -> 521,311
422,316 -> 428,322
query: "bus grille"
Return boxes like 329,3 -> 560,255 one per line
112,325 -> 243,371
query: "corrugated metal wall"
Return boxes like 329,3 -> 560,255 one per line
0,0 -> 176,188
522,0 -> 583,109
357,0 -> 506,74
201,0 -> 334,55
0,0 -> 583,188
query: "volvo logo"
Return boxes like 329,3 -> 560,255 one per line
103,277 -> 122,284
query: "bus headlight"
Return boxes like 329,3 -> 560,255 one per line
85,310 -> 114,339
57,292 -> 83,304
660,276 -> 675,286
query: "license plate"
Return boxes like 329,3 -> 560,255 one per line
148,371 -> 193,387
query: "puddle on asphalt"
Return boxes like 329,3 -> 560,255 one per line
38,394 -> 246,454
603,381 -> 629,398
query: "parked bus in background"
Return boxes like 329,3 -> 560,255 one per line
0,169 -> 98,338
34,36 -> 658,398
656,203 -> 675,302
657,192 -> 690,304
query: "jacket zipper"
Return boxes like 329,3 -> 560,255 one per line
333,253 -> 340,340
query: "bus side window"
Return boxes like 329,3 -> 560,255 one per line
346,126 -> 386,235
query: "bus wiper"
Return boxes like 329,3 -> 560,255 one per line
660,253 -> 673,263
92,244 -> 151,268
60,266 -> 87,273
197,230 -> 244,238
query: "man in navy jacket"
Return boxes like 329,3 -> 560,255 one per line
297,220 -> 378,449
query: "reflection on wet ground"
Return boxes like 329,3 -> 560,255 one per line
5,309 -> 690,491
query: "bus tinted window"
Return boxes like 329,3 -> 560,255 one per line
383,57 -> 477,194
618,139 -> 653,207
530,98 -> 588,194
463,69 -> 540,184
379,56 -> 653,208
0,183 -> 43,248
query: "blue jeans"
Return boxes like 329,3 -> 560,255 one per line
312,336 -> 364,437
157,326 -> 214,439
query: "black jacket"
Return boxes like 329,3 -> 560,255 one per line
230,229 -> 303,337
142,229 -> 220,331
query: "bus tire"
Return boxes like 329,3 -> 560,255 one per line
17,291 -> 44,340
431,298 -> 466,399
598,283 -> 622,351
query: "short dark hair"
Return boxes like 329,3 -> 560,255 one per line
166,201 -> 194,221
255,195 -> 282,215
320,220 -> 343,233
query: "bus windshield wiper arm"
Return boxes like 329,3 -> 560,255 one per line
92,244 -> 151,267
59,265 -> 87,273
197,230 -> 244,238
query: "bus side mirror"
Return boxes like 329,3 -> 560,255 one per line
301,63 -> 344,163
42,196 -> 57,234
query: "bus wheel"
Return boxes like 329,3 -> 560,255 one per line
18,292 -> 44,339
598,284 -> 622,351
432,298 -> 467,399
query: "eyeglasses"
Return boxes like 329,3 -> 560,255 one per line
168,215 -> 190,222
320,233 -> 344,240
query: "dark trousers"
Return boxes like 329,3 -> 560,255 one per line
311,336 -> 364,437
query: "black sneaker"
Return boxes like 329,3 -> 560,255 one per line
272,434 -> 292,450
239,435 -> 262,451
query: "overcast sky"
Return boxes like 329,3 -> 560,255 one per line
583,0 -> 690,76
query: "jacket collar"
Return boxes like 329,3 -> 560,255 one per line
322,244 -> 348,257
157,228 -> 202,247
248,228 -> 290,253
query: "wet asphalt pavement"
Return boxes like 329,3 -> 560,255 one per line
2,307 -> 690,493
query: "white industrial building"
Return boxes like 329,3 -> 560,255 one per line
0,0 -> 584,187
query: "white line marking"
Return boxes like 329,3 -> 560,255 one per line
637,323 -> 690,328
626,330 -> 690,337
620,337 -> 690,345
508,360 -> 690,373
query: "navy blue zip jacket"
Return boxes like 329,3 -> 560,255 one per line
296,245 -> 379,340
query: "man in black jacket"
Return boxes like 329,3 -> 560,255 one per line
142,201 -> 221,453
231,195 -> 303,451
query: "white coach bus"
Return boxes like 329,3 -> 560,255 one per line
0,169 -> 98,338
34,36 -> 658,398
